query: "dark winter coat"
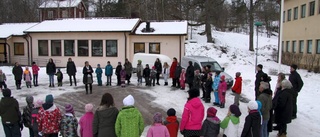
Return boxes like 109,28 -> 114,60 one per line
0,97 -> 20,124
170,61 -> 177,78
174,65 -> 182,78
46,62 -> 56,75
274,89 -> 293,124
205,78 -> 213,92
83,65 -> 93,84
254,70 -> 265,92
66,61 -> 77,75
93,105 -> 119,137
22,103 -> 34,128
201,117 -> 220,137
201,71 -> 208,82
241,110 -> 261,137
154,61 -> 162,74
55,71 -> 63,81
124,61 -> 133,75
193,74 -> 201,90
12,65 -> 23,80
143,68 -> 151,78
289,70 -> 304,92
31,107 -> 40,135
257,89 -> 272,120
186,65 -> 195,84
115,65 -> 122,76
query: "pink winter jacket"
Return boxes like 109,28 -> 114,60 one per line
32,64 -> 40,75
147,123 -> 170,137
180,97 -> 205,131
79,112 -> 94,137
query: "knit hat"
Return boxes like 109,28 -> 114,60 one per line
207,107 -> 217,117
26,95 -> 34,104
85,103 -> 94,112
167,108 -> 176,116
34,99 -> 44,108
291,64 -> 298,70
153,112 -> 163,123
2,88 -> 11,97
123,95 -> 135,106
220,75 -> 225,81
229,104 -> 242,117
65,104 -> 74,113
257,64 -> 263,69
248,100 -> 258,110
45,94 -> 54,104
188,88 -> 200,98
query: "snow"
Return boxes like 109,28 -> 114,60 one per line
0,23 -> 38,38
135,21 -> 188,35
39,0 -> 82,8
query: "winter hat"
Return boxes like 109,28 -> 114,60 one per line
167,108 -> 176,116
229,104 -> 242,117
291,64 -> 298,70
2,88 -> 11,97
97,64 -> 100,67
85,103 -> 94,112
248,100 -> 258,110
257,64 -> 263,69
34,99 -> 44,108
207,107 -> 217,117
220,75 -> 225,81
65,104 -> 74,113
45,94 -> 54,104
153,112 -> 163,123
188,88 -> 200,99
123,95 -> 135,106
26,95 -> 34,104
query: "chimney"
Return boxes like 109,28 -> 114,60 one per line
146,22 -> 151,32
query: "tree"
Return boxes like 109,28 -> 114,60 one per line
255,0 -> 279,38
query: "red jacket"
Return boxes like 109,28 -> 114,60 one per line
232,77 -> 242,94
170,61 -> 177,78
32,64 -> 40,75
164,116 -> 179,137
37,104 -> 61,134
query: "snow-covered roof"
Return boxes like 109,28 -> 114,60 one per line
135,21 -> 188,35
39,0 -> 82,8
24,18 -> 140,33
0,23 -> 38,39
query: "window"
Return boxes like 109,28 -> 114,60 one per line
134,43 -> 145,53
317,40 -> 320,54
48,11 -> 53,19
294,7 -> 298,20
310,1 -> 315,16
64,40 -> 75,56
292,41 -> 297,53
283,11 -> 286,22
79,12 -> 82,18
282,41 -> 284,52
14,43 -> 24,55
287,9 -> 292,21
38,40 -> 48,56
149,43 -> 160,54
299,40 -> 304,53
78,40 -> 88,56
106,40 -> 117,56
307,40 -> 313,54
51,40 -> 61,56
92,40 -> 103,56
62,10 -> 68,18
301,4 -> 306,18
286,41 -> 290,52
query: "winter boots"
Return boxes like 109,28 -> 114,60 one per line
16,84 -> 21,90
220,103 -> 225,108
164,82 -> 168,86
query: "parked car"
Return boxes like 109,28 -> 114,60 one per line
181,56 -> 234,89
132,53 -> 172,73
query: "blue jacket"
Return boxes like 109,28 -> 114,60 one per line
95,68 -> 103,77
212,74 -> 220,90
105,65 -> 113,76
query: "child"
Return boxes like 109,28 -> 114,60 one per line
220,104 -> 242,137
24,66 -> 32,88
179,68 -> 186,90
232,72 -> 242,106
241,101 -> 261,137
164,108 -> 179,137
212,71 -> 221,106
143,64 -> 151,86
162,62 -> 170,86
32,62 -> 40,86
0,69 -> 7,89
120,67 -> 126,87
218,75 -> 227,108
193,70 -> 201,90
55,69 -> 63,87
79,103 -> 94,137
136,60 -> 144,86
204,73 -> 213,103
95,64 -> 103,86
201,107 -> 220,137
60,104 -> 78,137
150,66 -> 157,86
147,112 -> 170,137
105,61 -> 113,86
31,99 -> 43,137
22,96 -> 34,137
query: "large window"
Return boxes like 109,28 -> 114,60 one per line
51,40 -> 61,56
38,40 -> 48,56
294,7 -> 298,20
292,41 -> 297,53
48,11 -> 53,19
287,9 -> 292,21
301,4 -> 306,18
286,41 -> 290,52
14,43 -> 24,55
299,40 -> 304,53
317,40 -> 320,54
134,43 -> 145,53
78,40 -> 88,56
149,43 -> 160,54
92,40 -> 103,56
307,40 -> 313,54
283,11 -> 286,22
62,10 -> 68,18
106,40 -> 117,57
310,1 -> 315,16
64,40 -> 75,56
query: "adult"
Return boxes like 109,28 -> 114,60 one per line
273,80 -> 293,137
180,88 -> 205,137
105,61 -> 113,86
83,61 -> 93,94
46,58 -> 56,87
37,94 -> 62,137
93,93 -> 119,137
124,58 -> 133,85
255,64 -> 265,100
136,60 -> 144,85
154,58 -> 162,85
288,64 -> 304,119
257,82 -> 272,137
186,61 -> 195,89
170,57 -> 178,87
162,62 -> 170,86
12,62 -> 23,89
0,88 -> 22,137
200,65 -> 210,99
66,58 -> 77,86
115,62 -> 122,86
174,63 -> 182,88
115,95 -> 145,137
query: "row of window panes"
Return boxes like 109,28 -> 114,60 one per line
283,40 -> 320,54
38,40 -> 118,57
133,43 -> 161,54
284,1 -> 319,22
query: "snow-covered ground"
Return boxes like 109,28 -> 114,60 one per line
1,25 -> 320,137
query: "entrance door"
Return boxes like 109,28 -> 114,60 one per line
0,43 -> 7,63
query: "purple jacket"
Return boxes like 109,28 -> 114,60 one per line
147,123 -> 170,137
79,112 -> 94,137
180,97 -> 205,131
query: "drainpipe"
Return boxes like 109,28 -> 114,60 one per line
124,32 -> 127,60
27,34 -> 33,64
179,35 -> 182,62
4,39 -> 10,64
23,35 -> 30,65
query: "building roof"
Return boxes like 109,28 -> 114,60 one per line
24,18 -> 140,33
39,0 -> 82,8
0,23 -> 38,39
135,21 -> 188,35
